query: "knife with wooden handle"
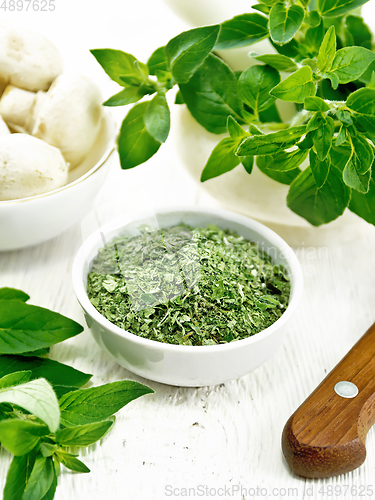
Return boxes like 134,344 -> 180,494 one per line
282,322 -> 375,479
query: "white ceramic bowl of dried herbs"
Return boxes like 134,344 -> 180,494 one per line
72,206 -> 303,386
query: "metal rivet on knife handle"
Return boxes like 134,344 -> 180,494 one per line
282,322 -> 375,479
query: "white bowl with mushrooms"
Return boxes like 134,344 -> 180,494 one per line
0,22 -> 116,251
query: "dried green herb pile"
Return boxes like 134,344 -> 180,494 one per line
87,224 -> 290,346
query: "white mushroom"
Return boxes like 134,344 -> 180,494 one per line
0,22 -> 63,93
0,116 -> 10,136
0,134 -> 68,201
0,75 -> 104,169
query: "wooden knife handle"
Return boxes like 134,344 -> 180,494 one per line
282,322 -> 375,478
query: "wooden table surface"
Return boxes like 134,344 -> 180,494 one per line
1,1 -> 375,499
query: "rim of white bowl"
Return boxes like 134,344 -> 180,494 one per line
0,114 -> 116,205
72,206 -> 304,353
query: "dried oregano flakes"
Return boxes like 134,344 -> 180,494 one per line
86,224 -> 291,346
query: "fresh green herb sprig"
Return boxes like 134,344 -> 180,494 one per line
0,288 -> 153,500
86,225 -> 290,346
92,0 -> 375,227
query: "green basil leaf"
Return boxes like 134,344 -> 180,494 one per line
349,171 -> 375,224
236,126 -> 306,156
59,380 -> 153,427
117,101 -> 161,169
0,419 -> 48,456
259,148 -> 308,171
304,22 -> 325,56
345,15 -> 372,50
0,379 -> 59,432
40,443 -> 58,458
346,87 -> 375,115
179,54 -> 244,134
23,456 -> 55,500
57,452 -> 90,473
0,300 -> 83,355
270,66 -> 316,103
56,419 -> 113,447
147,46 -> 168,75
0,288 -> 29,302
251,4 -> 271,14
306,112 -> 323,132
269,3 -> 305,45
270,37 -> 300,58
353,114 -> 375,141
0,370 -> 31,388
90,49 -> 147,86
351,133 -> 374,174
144,92 -> 170,143
319,0 -> 369,17
343,159 -> 371,192
336,109 -> 353,125
3,450 -> 37,500
335,126 -> 347,146
238,65 -> 280,115
242,156 -> 254,174
165,25 -> 220,83
250,53 -> 298,72
0,355 -> 92,390
297,131 -> 314,150
227,116 -> 249,140
215,13 -> 269,49
287,166 -> 351,225
317,25 -> 336,74
200,137 -> 241,182
312,114 -> 335,160
305,10 -> 321,27
310,149 -> 330,188
304,96 -> 330,112
103,86 -> 150,107
326,47 -> 375,87
257,156 -> 302,185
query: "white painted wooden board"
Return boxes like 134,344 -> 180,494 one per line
1,1 -> 375,499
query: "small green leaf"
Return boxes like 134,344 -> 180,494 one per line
90,49 -> 147,86
250,53 -> 298,72
297,131 -> 314,150
165,25 -> 220,83
242,156 -> 254,174
349,170 -> 375,224
345,15 -> 372,50
336,109 -> 353,125
326,47 -> 375,87
179,54 -> 244,134
103,86 -> 151,107
317,25 -> 336,74
304,96 -> 330,112
309,149 -> 330,188
304,22 -> 325,54
40,443 -> 58,458
215,13 -> 269,49
59,380 -> 153,427
319,0 -> 370,17
351,133 -> 374,174
227,116 -> 249,140
3,450 -> 37,500
251,4 -> 271,14
238,65 -> 280,115
269,3 -> 305,45
0,419 -> 48,456
0,378 -> 60,432
144,92 -> 170,143
147,46 -> 168,75
117,101 -> 161,169
343,159 -> 371,193
23,456 -> 55,500
312,114 -> 335,160
270,66 -> 316,103
346,87 -> 375,115
56,420 -> 114,447
257,156 -> 302,185
263,148 -> 309,171
335,126 -> 347,146
201,137 -> 241,182
305,10 -> 321,27
237,126 -> 306,156
0,288 -> 29,302
287,166 -> 351,225
56,452 -> 90,473
175,90 -> 185,104
0,300 -> 83,355
0,370 -> 31,389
